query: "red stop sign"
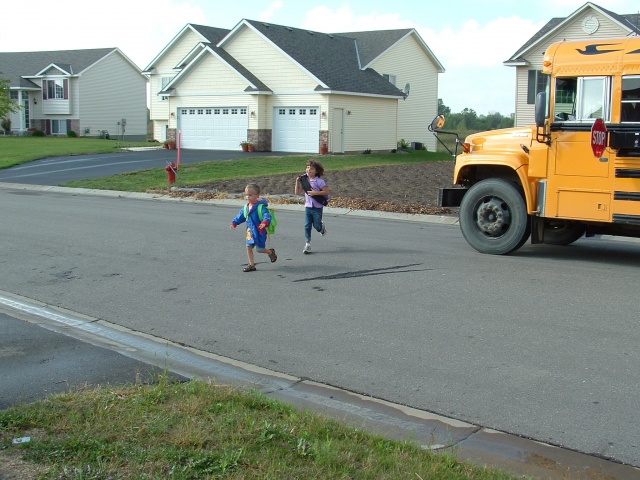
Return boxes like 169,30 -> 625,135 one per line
591,118 -> 607,157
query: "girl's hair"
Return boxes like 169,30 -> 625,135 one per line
307,160 -> 325,177
245,183 -> 260,195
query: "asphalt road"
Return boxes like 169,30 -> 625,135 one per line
0,183 -> 639,475
0,147 -> 296,185
0,311 -> 186,409
1,151 -> 639,478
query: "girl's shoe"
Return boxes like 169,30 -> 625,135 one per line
243,264 -> 256,272
268,249 -> 278,262
303,242 -> 311,253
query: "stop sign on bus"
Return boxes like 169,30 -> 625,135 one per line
591,118 -> 607,157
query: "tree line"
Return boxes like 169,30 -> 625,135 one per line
438,99 -> 514,131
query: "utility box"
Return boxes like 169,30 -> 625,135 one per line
411,141 -> 423,150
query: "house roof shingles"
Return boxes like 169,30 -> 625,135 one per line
0,48 -> 118,89
245,20 -> 404,97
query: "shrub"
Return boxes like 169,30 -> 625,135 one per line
67,130 -> 77,138
397,138 -> 409,150
32,130 -> 45,136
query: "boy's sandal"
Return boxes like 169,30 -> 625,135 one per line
243,264 -> 256,272
268,249 -> 277,263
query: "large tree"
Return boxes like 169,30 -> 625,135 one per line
0,73 -> 20,123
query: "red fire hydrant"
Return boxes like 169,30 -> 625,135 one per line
165,162 -> 177,184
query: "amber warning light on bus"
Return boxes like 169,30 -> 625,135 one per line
591,118 -> 607,157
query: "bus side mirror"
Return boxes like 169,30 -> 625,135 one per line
535,91 -> 547,127
429,115 -> 445,132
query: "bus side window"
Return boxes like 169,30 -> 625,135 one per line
621,102 -> 640,122
621,76 -> 640,123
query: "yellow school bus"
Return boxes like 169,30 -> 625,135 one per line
435,36 -> 640,254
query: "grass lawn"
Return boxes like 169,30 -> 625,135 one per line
0,377 -> 523,479
0,136 -> 159,169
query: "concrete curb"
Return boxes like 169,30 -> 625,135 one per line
0,182 -> 460,226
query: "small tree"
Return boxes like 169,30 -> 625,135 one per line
0,73 -> 20,125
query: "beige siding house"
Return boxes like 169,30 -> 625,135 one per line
144,20 -> 444,153
505,2 -> 640,127
0,49 -> 147,140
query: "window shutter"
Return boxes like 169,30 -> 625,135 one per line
527,70 -> 536,105
45,119 -> 51,135
43,81 -> 48,100
66,119 -> 72,131
63,79 -> 69,100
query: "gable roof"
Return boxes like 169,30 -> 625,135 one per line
143,24 -> 230,72
0,48 -> 138,90
505,2 -> 640,65
160,44 -> 272,94
152,19 -> 444,98
337,29 -> 445,73
232,20 -> 408,97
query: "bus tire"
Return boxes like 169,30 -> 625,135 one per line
459,178 -> 531,255
543,222 -> 585,245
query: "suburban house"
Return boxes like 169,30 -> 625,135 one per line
505,2 -> 640,127
144,20 -> 444,153
0,49 -> 147,140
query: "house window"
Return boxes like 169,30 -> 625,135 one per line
51,119 -> 67,135
197,109 -> 203,114
10,91 -> 18,100
383,74 -> 397,86
205,109 -> 212,114
527,70 -> 549,104
310,109 -> 317,115
231,108 -> 238,114
214,109 -> 221,114
299,109 -> 307,115
289,109 -> 296,115
223,108 -> 229,114
45,79 -> 67,99
621,76 -> 640,122
240,108 -> 247,115
189,109 -> 195,114
279,109 -> 286,115
181,109 -> 187,114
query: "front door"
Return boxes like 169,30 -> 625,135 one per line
331,108 -> 344,153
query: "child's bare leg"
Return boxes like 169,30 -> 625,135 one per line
247,246 -> 255,266
260,247 -> 277,263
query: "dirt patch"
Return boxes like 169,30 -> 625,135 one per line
168,160 -> 459,215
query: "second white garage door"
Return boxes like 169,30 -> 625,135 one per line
272,107 -> 320,153
179,107 -> 247,150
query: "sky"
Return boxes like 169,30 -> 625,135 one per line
3,0 -> 639,116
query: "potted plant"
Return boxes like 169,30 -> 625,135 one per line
240,141 -> 252,152
248,143 -> 255,152
163,140 -> 176,149
319,142 -> 328,155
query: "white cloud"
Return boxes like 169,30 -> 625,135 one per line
258,1 -> 284,22
301,5 -> 413,32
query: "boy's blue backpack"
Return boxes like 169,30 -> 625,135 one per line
244,204 -> 277,235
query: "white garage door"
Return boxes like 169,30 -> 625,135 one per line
273,107 -> 320,153
178,107 -> 247,150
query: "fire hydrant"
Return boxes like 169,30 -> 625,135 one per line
165,162 -> 177,184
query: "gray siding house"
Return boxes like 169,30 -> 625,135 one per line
0,48 -> 147,140
505,1 -> 640,127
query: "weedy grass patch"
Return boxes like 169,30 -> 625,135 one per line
0,378 -> 523,479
